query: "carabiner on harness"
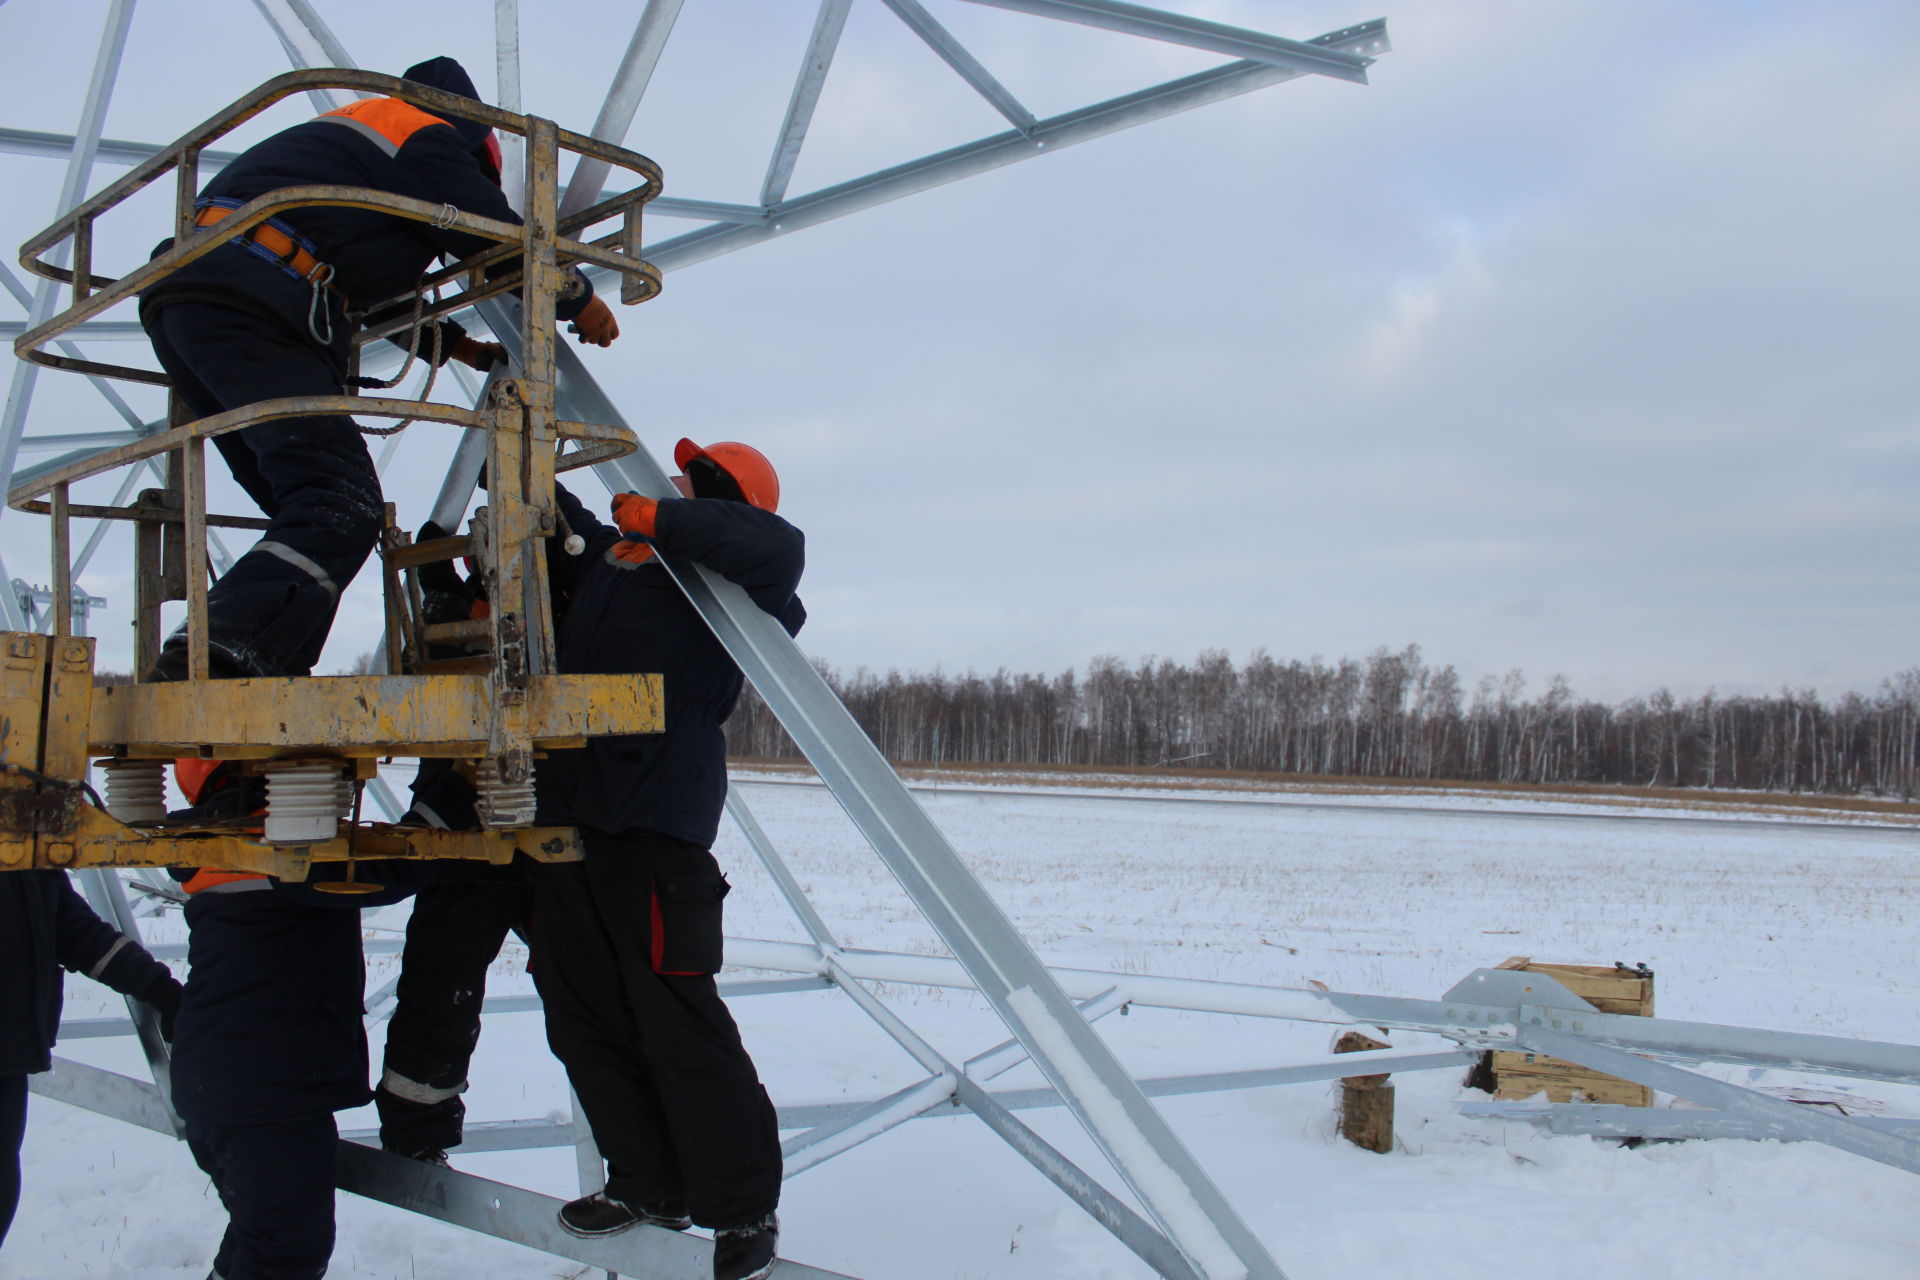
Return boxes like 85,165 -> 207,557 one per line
306,263 -> 337,346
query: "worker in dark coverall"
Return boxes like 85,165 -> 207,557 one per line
137,55 -> 620,681
532,441 -> 803,1280
1,870 -> 182,1249
373,526 -> 581,1162
372,761 -> 530,1163
167,765 -> 434,1280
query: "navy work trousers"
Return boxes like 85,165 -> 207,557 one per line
530,830 -> 780,1230
143,302 -> 382,677
1,1072 -> 23,1247
376,864 -> 529,1156
186,1113 -> 337,1280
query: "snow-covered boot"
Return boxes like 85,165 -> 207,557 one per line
712,1212 -> 779,1280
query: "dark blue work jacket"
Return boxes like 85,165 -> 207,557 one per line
0,869 -> 175,1075
167,864 -> 429,1124
536,484 -> 806,848
138,61 -> 591,370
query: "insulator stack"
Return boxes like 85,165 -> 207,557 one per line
101,760 -> 167,823
265,765 -> 346,844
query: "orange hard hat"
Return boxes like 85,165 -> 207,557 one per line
674,438 -> 779,513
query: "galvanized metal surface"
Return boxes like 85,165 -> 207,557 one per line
957,0 -> 1379,81
493,312 -> 1287,1279
1517,1021 -> 1920,1175
1461,1100 -> 1920,1142
0,0 -> 138,629
761,0 -> 854,207
28,1057 -> 857,1279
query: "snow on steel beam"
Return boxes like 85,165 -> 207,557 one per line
959,0 -> 1380,83
637,18 -> 1390,276
1461,1100 -> 1920,1143
881,0 -> 1039,133
725,938 -> 1920,1086
760,0 -> 854,208
1519,1021 -> 1920,1176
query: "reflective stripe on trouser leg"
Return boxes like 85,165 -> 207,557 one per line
378,1068 -> 466,1106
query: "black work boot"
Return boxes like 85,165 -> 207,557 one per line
712,1212 -> 778,1280
382,1145 -> 450,1168
558,1191 -> 692,1237
146,642 -> 250,683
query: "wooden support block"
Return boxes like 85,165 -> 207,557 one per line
1483,958 -> 1655,1106
1335,1029 -> 1395,1153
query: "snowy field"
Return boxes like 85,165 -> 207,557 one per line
8,776 -> 1920,1279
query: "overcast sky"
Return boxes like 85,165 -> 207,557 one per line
1,0 -> 1915,703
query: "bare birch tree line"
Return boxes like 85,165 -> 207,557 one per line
728,646 -> 1920,797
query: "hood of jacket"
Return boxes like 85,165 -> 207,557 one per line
401,56 -> 493,151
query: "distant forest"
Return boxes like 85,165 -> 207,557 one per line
728,646 -> 1920,798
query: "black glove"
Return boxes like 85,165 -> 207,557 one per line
414,522 -> 479,627
144,975 -> 183,1044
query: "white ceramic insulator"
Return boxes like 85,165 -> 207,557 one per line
563,534 -> 585,556
265,766 -> 345,844
476,756 -> 536,828
103,761 -> 167,823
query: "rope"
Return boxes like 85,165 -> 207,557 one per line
349,273 -> 444,437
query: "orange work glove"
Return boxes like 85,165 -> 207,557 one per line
611,492 -> 658,538
451,337 -> 508,370
568,296 -> 619,347
609,540 -> 655,566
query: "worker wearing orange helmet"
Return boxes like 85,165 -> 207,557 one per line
528,439 -> 801,1280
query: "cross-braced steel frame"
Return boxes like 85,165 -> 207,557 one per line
8,5 -> 1917,1280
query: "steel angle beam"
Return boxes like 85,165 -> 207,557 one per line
1460,1100 -> 1920,1143
0,0 -> 138,629
882,0 -> 1038,132
720,937 -> 1920,1087
1507,1005 -> 1920,1086
557,0 -> 683,218
480,302 -> 1287,1280
0,320 -> 146,342
779,1047 -> 1479,1129
340,1117 -> 576,1155
1518,1021 -> 1920,1176
36,1057 -> 862,1277
0,126 -> 237,168
639,18 -> 1390,277
957,0 -> 1380,83
29,1055 -> 177,1136
761,0 -> 854,208
337,1144 -> 862,1279
781,987 -> 1129,1178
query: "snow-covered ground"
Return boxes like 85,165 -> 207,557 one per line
8,777 -> 1920,1279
